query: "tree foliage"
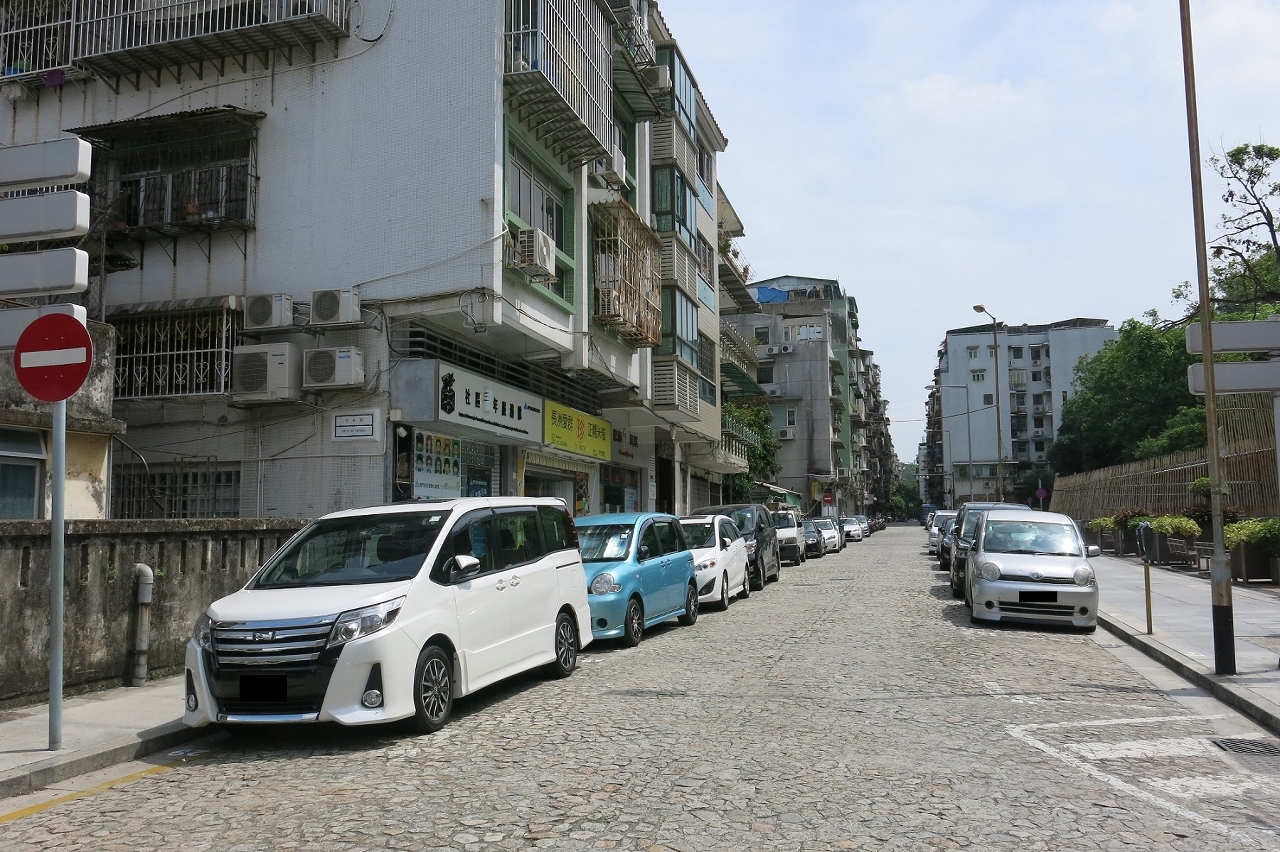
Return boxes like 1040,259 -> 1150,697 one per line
1047,320 -> 1198,475
1207,143 -> 1280,313
722,400 -> 782,502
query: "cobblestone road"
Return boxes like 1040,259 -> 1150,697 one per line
6,526 -> 1280,850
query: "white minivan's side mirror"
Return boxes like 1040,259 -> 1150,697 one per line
452,554 -> 482,580
1086,545 -> 1101,558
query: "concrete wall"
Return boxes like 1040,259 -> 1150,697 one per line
0,518 -> 306,702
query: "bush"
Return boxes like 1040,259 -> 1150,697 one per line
1189,477 -> 1212,500
1149,515 -> 1202,538
1126,515 -> 1155,530
1087,517 -> 1116,531
1111,507 -> 1153,528
1178,504 -> 1244,530
1224,518 -> 1280,555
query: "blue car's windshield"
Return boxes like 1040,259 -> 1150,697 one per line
577,524 -> 635,561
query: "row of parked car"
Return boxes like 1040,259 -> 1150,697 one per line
924,502 -> 1101,633
182,498 -> 791,735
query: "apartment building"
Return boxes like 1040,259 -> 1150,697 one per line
0,0 -> 762,519
723,275 -> 895,515
923,318 -> 1115,507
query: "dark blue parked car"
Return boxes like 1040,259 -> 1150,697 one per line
574,513 -> 698,646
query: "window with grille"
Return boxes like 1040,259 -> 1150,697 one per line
111,459 -> 240,519
970,370 -> 985,382
112,308 -> 239,398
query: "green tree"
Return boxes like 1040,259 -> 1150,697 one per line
1207,143 -> 1280,313
722,400 -> 782,502
891,474 -> 921,521
1047,319 -> 1198,475
1132,405 -> 1206,460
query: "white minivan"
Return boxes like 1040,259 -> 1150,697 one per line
183,497 -> 591,733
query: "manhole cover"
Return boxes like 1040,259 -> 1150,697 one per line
1214,738 -> 1280,756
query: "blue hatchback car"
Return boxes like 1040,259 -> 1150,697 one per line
575,513 -> 698,646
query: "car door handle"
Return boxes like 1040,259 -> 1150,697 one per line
495,581 -> 507,591
508,576 -> 521,587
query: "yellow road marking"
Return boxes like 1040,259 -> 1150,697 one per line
0,756 -> 195,825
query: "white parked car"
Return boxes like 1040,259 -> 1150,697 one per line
965,508 -> 1100,631
183,497 -> 592,733
840,517 -> 864,542
681,515 -> 751,610
928,510 -> 958,554
815,518 -> 842,553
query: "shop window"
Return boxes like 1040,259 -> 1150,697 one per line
600,466 -> 640,514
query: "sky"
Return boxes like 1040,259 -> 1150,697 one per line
657,0 -> 1280,461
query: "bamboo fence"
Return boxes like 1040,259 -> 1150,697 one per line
1050,393 -> 1278,522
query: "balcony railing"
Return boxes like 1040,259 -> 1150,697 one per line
721,411 -> 762,448
607,0 -> 653,66
590,200 -> 661,347
686,437 -> 749,475
718,321 -> 757,375
1,1 -> 75,84
505,0 -> 612,166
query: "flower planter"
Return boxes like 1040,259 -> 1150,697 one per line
1154,533 -> 1196,567
1230,542 -> 1277,583
1100,530 -> 1116,553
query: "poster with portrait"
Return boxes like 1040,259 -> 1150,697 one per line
412,430 -> 462,498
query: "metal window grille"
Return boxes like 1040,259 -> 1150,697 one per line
0,1 -> 74,82
112,452 -> 240,519
590,199 -> 661,346
113,308 -> 240,398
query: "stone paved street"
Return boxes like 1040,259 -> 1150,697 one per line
6,526 -> 1280,850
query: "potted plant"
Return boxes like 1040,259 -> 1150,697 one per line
1224,519 -> 1280,583
1087,517 -> 1116,551
1111,507 -> 1152,555
1149,515 -> 1201,565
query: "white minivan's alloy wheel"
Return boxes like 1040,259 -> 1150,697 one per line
410,644 -> 454,733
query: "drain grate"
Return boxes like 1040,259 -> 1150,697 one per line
1214,738 -> 1280,756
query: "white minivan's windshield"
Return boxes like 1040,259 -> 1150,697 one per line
255,512 -> 449,588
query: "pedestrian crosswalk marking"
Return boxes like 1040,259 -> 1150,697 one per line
1144,775 -> 1263,799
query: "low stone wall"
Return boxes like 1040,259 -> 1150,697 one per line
0,518 -> 307,703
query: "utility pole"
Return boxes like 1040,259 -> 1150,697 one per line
1179,0 -> 1233,675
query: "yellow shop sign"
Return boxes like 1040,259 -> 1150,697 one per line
544,401 -> 611,461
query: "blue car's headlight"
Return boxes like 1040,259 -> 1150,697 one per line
590,573 -> 621,595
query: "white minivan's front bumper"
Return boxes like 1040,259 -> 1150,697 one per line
183,626 -> 423,727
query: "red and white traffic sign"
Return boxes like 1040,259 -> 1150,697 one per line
13,313 -> 93,402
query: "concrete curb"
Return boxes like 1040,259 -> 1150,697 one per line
1098,610 -> 1280,739
0,719 -> 205,800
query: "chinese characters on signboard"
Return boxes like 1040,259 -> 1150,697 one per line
543,401 -> 610,460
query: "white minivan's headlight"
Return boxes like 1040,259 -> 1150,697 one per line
193,613 -> 213,651
1073,566 -> 1096,586
979,562 -> 1002,582
328,597 -> 405,649
590,573 -> 621,595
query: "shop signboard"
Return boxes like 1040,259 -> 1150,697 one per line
412,430 -> 462,499
436,363 -> 543,444
544,401 -> 611,460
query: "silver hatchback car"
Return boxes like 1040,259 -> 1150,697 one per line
964,508 -> 1100,631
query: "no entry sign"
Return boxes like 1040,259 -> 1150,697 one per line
13,313 -> 92,402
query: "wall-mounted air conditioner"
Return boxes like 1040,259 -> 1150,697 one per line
777,427 -> 796,440
767,388 -> 782,396
309,288 -> 361,325
232,343 -> 302,402
643,64 -> 671,90
1033,429 -> 1043,437
243,294 -> 294,330
303,346 -> 365,389
515,228 -> 556,279
601,145 -> 627,186
765,345 -> 780,355
779,344 -> 795,354
1035,452 -> 1046,461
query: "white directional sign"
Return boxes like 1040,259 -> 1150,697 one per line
0,192 -> 90,241
1186,320 -> 1280,355
0,304 -> 87,349
1188,361 -> 1280,395
0,249 -> 88,297
0,138 -> 92,192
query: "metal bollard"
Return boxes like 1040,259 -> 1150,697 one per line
131,563 -> 154,687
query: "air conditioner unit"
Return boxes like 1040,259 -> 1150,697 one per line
243,294 -> 294,330
765,345 -> 780,355
643,64 -> 671,91
1035,453 -> 1046,461
836,467 -> 849,478
777,427 -> 796,440
601,144 -> 627,186
515,228 -> 556,279
232,343 -> 302,402
779,344 -> 795,354
1033,404 -> 1045,413
983,480 -> 992,487
1033,429 -> 1044,437
767,388 -> 782,397
303,346 -> 365,389
309,288 -> 360,325
597,287 -> 620,315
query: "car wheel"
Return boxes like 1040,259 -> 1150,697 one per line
677,583 -> 699,626
950,568 -> 964,599
750,561 -> 766,591
544,611 -> 579,679
716,573 -> 731,611
409,644 -> 454,734
739,568 -> 751,599
622,598 -> 644,647
771,549 -> 781,581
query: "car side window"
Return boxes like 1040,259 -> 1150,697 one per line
537,505 -> 576,553
494,508 -> 544,570
432,510 -> 496,582
639,522 -> 661,560
655,520 -> 681,554
719,520 -> 735,544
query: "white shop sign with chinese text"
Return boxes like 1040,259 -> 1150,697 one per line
436,364 -> 543,444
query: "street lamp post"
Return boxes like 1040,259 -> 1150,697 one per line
973,305 -> 1005,501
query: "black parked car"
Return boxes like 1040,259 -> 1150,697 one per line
695,503 -> 782,590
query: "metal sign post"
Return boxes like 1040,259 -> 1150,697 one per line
49,400 -> 66,751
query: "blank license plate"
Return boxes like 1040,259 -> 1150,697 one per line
1019,591 -> 1058,603
240,674 -> 287,702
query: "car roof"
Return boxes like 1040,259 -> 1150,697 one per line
681,514 -> 729,524
982,508 -> 1074,523
322,496 -> 568,520
575,512 -> 676,527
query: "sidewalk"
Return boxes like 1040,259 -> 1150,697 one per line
0,675 -> 204,799
1094,553 -> 1280,736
